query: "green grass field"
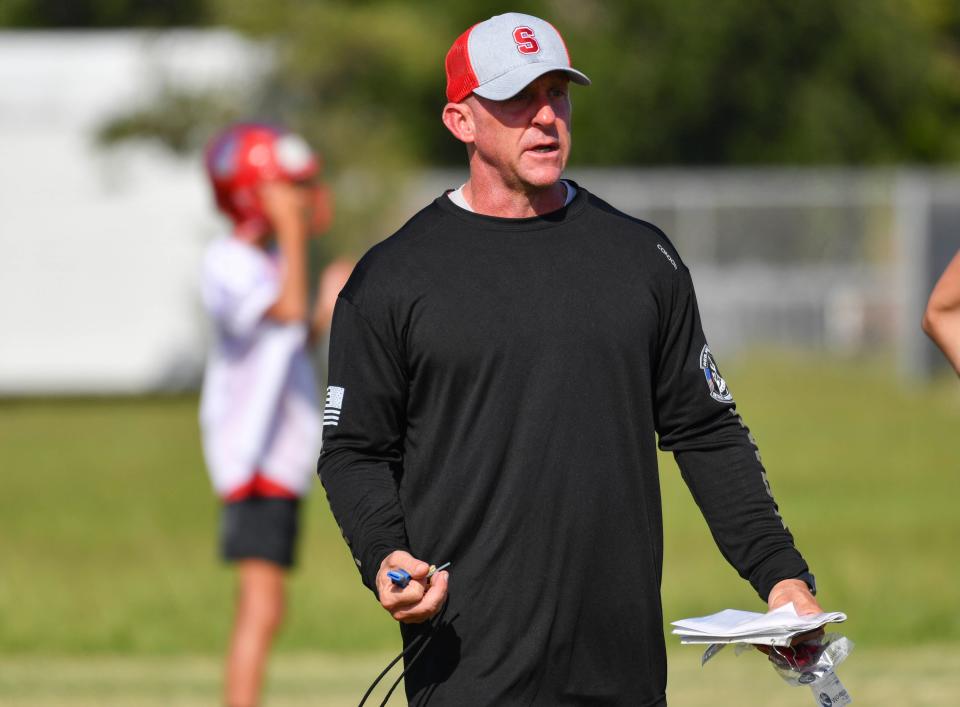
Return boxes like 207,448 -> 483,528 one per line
2,646 -> 960,706
2,351 -> 958,705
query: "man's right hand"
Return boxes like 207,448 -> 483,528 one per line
376,550 -> 449,624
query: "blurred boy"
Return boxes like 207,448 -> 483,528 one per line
923,249 -> 960,375
200,123 -> 332,707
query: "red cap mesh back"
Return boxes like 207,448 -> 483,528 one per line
445,25 -> 479,103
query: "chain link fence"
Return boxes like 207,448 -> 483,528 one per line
414,168 -> 960,378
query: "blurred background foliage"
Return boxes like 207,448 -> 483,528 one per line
7,0 -> 960,254
0,0 -> 211,27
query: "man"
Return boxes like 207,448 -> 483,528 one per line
319,13 -> 820,706
200,122 -> 332,707
922,249 -> 960,375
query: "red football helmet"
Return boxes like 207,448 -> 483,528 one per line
204,122 -> 328,240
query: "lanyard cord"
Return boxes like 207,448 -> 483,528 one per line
377,629 -> 435,706
358,621 -> 437,707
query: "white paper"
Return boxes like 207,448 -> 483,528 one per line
671,603 -> 846,647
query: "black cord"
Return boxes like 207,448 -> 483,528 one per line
358,568 -> 450,706
378,629 -> 435,706
357,607 -> 446,707
357,634 -> 421,706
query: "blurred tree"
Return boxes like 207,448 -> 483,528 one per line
0,0 -> 210,27
96,88 -> 245,154
558,0 -> 960,164
85,0 -> 960,252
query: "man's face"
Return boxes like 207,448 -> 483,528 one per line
467,72 -> 571,192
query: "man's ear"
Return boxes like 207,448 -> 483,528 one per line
442,101 -> 475,144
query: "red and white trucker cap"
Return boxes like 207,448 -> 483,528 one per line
445,12 -> 591,103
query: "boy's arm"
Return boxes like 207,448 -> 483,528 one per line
261,181 -> 310,323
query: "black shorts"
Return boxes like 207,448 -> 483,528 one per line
220,497 -> 301,568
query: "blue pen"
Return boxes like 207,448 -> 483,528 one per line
388,561 -> 451,588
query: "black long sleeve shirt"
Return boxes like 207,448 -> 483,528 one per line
318,184 -> 809,706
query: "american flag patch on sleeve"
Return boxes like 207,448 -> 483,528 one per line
324,386 -> 345,427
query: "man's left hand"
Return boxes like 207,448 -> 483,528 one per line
767,578 -> 821,616
757,578 -> 825,653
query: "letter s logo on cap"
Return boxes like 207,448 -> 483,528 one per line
513,26 -> 540,54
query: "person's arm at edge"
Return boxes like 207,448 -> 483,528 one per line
922,250 -> 960,375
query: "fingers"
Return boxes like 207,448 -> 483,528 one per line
767,578 -> 823,616
392,570 -> 449,624
789,627 -> 825,646
379,550 -> 430,584
755,626 -> 826,657
791,595 -> 824,617
376,551 -> 449,624
780,592 -> 822,617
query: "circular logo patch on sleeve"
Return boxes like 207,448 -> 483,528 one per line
699,345 -> 733,403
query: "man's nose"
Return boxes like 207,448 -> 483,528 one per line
532,101 -> 557,126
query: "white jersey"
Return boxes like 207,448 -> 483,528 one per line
199,235 -> 321,499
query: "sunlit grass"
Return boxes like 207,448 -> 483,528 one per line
1,352 -> 958,663
1,646 -> 959,706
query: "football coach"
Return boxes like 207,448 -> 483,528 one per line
318,11 -> 821,706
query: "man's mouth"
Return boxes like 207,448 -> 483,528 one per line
529,144 -> 559,153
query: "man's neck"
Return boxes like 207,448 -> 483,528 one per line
462,177 -> 567,218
